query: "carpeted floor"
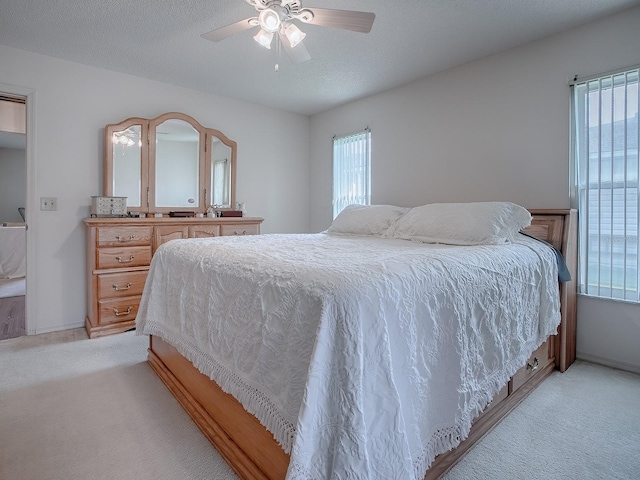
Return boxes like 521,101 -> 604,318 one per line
0,329 -> 237,480
443,359 -> 640,480
1,329 -> 639,480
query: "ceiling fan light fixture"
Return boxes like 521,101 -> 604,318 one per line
201,1 -> 376,65
253,28 -> 274,49
283,23 -> 306,48
258,8 -> 281,33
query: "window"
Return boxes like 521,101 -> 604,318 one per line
212,158 -> 229,207
332,129 -> 371,218
572,67 -> 639,302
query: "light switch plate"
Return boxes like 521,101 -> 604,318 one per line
40,197 -> 57,211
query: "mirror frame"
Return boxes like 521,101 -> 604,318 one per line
149,112 -> 205,213
103,112 -> 236,214
205,127 -> 237,214
104,117 -> 149,211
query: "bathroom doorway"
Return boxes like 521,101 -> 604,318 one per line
0,93 -> 27,339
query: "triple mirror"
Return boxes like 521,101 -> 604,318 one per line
104,112 -> 236,214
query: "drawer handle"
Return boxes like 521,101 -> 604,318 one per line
527,357 -> 539,371
115,255 -> 135,263
233,230 -> 248,235
112,282 -> 132,291
116,235 -> 135,242
113,306 -> 132,316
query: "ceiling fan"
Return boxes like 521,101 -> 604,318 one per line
201,0 -> 375,64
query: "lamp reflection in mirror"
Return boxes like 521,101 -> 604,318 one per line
111,125 -> 143,208
112,129 -> 141,147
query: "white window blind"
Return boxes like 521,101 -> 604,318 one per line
332,129 -> 371,218
572,67 -> 639,302
212,158 -> 229,207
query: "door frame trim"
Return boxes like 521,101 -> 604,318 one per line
1,82 -> 37,335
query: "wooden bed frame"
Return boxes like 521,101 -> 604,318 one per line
146,209 -> 578,480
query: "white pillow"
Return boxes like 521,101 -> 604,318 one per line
383,202 -> 531,245
327,204 -> 409,236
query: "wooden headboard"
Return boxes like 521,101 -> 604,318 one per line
524,209 -> 578,372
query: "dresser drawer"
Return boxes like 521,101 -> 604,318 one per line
98,296 -> 141,325
97,246 -> 152,269
155,225 -> 189,251
97,270 -> 148,299
189,224 -> 220,238
511,339 -> 552,392
220,223 -> 259,236
474,383 -> 509,424
485,383 -> 508,412
97,226 -> 153,247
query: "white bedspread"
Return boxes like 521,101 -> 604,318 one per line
0,226 -> 26,279
136,233 -> 560,479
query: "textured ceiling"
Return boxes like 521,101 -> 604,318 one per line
0,0 -> 639,115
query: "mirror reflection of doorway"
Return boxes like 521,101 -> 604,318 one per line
0,94 -> 27,340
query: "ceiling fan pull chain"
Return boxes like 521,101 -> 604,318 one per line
275,32 -> 281,72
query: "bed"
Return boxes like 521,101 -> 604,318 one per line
137,204 -> 577,480
0,224 -> 26,280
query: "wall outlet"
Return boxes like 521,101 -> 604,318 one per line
40,197 -> 57,211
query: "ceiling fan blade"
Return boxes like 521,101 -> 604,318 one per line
279,33 -> 311,63
201,17 -> 258,42
299,8 -> 375,33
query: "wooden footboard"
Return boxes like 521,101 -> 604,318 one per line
149,334 -> 555,480
148,335 -> 289,480
147,208 -> 577,480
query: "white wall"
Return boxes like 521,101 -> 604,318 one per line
0,45 -> 310,334
0,147 -> 26,223
309,6 -> 640,371
577,296 -> 640,373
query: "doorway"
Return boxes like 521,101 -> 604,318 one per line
0,93 -> 27,339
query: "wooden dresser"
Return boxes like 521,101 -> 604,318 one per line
84,216 -> 263,338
